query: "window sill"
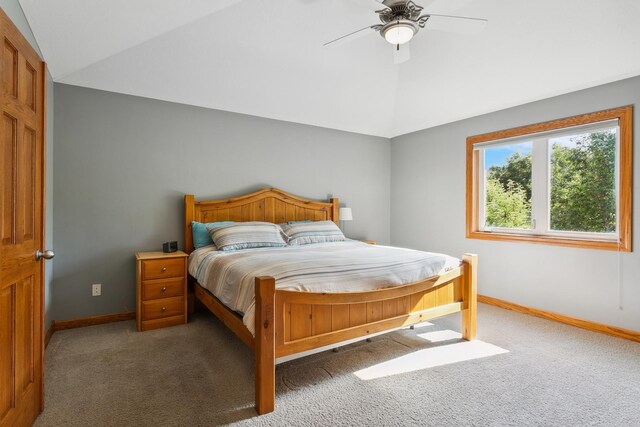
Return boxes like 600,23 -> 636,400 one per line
466,230 -> 630,252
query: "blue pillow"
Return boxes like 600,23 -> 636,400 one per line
192,221 -> 234,249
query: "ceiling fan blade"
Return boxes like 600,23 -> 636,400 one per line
323,25 -> 377,47
393,42 -> 410,64
423,13 -> 487,35
350,0 -> 390,11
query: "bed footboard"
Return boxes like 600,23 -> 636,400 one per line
254,253 -> 478,415
255,276 -> 276,415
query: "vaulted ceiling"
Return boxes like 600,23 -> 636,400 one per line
19,0 -> 640,137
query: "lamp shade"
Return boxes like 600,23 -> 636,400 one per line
339,207 -> 353,221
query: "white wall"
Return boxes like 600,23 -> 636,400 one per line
391,75 -> 640,332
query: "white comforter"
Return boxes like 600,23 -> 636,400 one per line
189,240 -> 460,335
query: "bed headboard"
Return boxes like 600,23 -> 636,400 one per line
184,188 -> 339,253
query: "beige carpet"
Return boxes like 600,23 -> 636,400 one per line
35,304 -> 640,426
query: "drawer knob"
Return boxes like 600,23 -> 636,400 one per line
161,287 -> 167,292
161,267 -> 167,272
161,307 -> 166,312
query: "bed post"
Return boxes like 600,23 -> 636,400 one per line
185,194 -> 195,253
330,197 -> 339,225
255,276 -> 276,415
461,253 -> 478,341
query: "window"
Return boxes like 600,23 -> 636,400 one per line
466,106 -> 632,251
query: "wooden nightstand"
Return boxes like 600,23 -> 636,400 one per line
135,251 -> 188,331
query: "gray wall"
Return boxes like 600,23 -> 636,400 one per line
45,72 -> 53,329
391,75 -> 640,331
1,1 -> 54,329
51,65 -> 640,332
53,84 -> 390,321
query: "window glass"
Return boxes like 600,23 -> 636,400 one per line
483,142 -> 532,229
549,128 -> 617,234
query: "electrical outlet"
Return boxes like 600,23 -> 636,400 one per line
92,284 -> 101,297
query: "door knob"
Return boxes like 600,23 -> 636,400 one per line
35,249 -> 55,261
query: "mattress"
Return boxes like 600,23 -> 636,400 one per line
188,240 -> 460,335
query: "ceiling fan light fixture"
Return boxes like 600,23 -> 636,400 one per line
382,21 -> 416,45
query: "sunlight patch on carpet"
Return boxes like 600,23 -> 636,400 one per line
354,339 -> 508,380
417,329 -> 462,343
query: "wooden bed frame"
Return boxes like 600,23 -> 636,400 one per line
184,188 -> 477,415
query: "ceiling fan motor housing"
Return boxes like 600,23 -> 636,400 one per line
378,0 -> 425,24
375,0 -> 427,43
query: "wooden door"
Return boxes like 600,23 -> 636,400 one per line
0,8 -> 46,427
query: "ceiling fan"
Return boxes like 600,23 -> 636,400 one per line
324,0 -> 487,64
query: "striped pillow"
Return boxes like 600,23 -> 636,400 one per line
280,220 -> 345,245
192,221 -> 234,249
206,222 -> 287,252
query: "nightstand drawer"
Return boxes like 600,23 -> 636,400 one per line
141,278 -> 184,301
141,258 -> 185,280
140,315 -> 186,331
142,296 -> 184,321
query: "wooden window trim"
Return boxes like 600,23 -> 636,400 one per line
466,106 -> 633,252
